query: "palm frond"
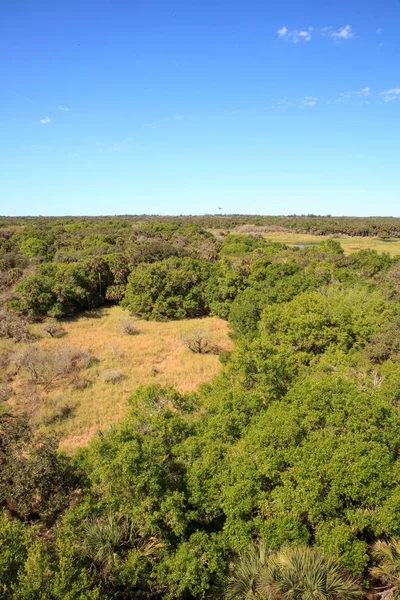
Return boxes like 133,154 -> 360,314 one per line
260,546 -> 362,600
371,538 -> 400,600
226,540 -> 270,600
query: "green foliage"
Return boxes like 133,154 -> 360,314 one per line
226,540 -> 269,600
259,285 -> 395,362
122,257 -> 214,320
0,416 -> 76,523
318,239 -> 345,255
0,512 -> 30,598
220,234 -> 274,256
4,217 -> 400,598
205,258 -> 247,319
10,262 -> 111,318
20,238 -> 53,260
261,545 -> 363,600
227,543 -> 362,600
158,531 -> 226,599
12,539 -> 53,599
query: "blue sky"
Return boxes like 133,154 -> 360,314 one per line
1,0 -> 399,216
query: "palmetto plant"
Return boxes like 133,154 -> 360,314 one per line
81,512 -> 163,579
226,544 -> 363,600
371,538 -> 400,600
226,540 -> 270,600
260,546 -> 363,600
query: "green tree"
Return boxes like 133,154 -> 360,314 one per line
0,415 -> 76,524
10,262 -> 111,318
122,257 -> 214,320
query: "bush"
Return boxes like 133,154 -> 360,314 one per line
42,321 -> 67,338
365,317 -> 400,363
108,343 -> 124,358
0,414 -> 76,523
0,311 -> 33,343
122,257 -> 214,320
118,317 -> 139,336
103,369 -> 124,384
12,344 -> 94,388
0,385 -> 12,403
10,261 -> 111,319
0,349 -> 10,369
72,375 -> 92,390
180,329 -> 220,354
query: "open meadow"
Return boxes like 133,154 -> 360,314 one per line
230,229 -> 400,256
5,306 -> 233,451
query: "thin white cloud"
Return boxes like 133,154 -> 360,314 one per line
332,88 -> 371,103
377,28 -> 383,34
302,96 -> 318,106
174,115 -> 184,120
381,89 -> 400,103
323,25 -> 354,40
40,116 -> 51,124
269,96 -> 297,108
277,26 -> 312,43
383,88 -> 400,95
356,87 -> 371,97
58,106 -> 70,111
295,29 -> 312,42
112,145 -> 124,151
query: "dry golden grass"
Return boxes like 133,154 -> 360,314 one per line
17,306 -> 233,451
250,231 -> 400,256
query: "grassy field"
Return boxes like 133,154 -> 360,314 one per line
7,306 -> 233,452
256,232 -> 400,256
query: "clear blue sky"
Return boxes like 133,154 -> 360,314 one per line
1,0 -> 399,216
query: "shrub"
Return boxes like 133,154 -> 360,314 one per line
0,384 -> 12,403
180,329 -> 220,354
108,343 -> 124,358
0,414 -> 76,523
0,349 -> 10,369
122,257 -> 214,320
118,317 -> 139,336
370,538 -> 400,599
10,261 -> 111,319
72,375 -> 92,390
103,369 -> 124,384
12,344 -> 94,389
0,311 -> 33,342
365,317 -> 400,363
42,322 -> 67,338
226,543 -> 363,600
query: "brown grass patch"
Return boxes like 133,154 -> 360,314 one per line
17,306 -> 234,451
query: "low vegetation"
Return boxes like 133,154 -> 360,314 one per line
1,306 -> 233,450
2,216 -> 400,598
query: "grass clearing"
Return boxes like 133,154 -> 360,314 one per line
6,306 -> 233,452
251,231 -> 400,256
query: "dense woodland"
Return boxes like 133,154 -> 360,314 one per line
4,214 -> 400,237
2,217 -> 400,598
